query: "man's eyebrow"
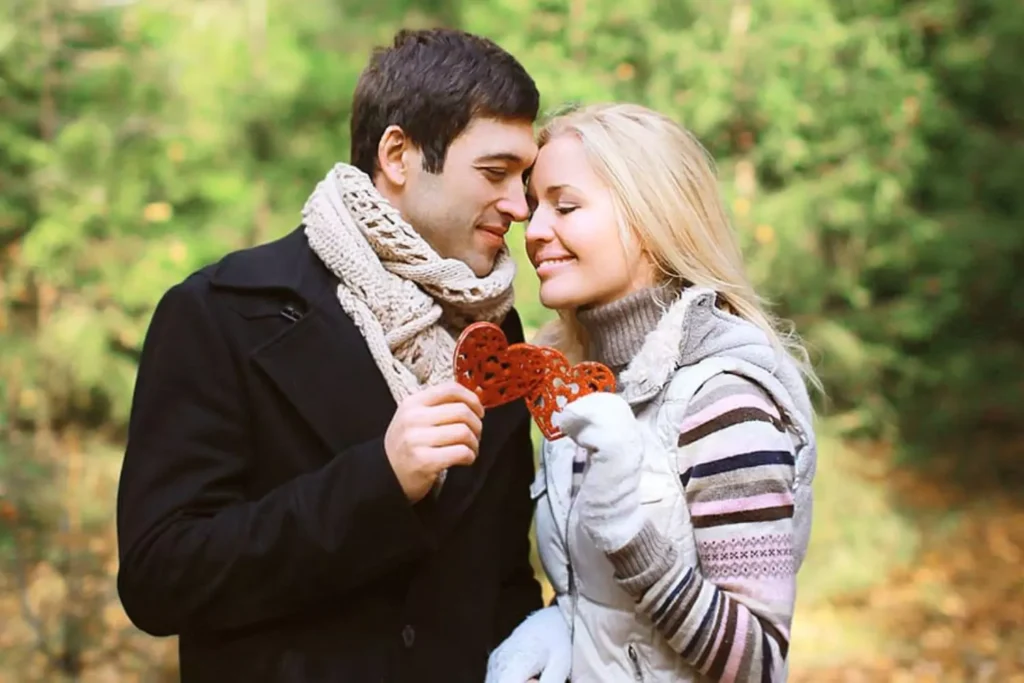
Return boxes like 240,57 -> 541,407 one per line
475,153 -> 527,164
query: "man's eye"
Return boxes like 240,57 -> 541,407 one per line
482,168 -> 507,181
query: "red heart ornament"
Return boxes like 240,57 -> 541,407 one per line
523,348 -> 617,440
452,322 -> 617,440
453,322 -> 549,407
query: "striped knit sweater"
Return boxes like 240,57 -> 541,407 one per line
577,288 -> 797,682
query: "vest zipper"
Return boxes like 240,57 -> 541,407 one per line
627,643 -> 644,681
566,500 -> 578,650
561,454 -> 579,653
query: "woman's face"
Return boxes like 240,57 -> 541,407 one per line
525,134 -> 654,311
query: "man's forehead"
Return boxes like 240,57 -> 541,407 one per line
458,117 -> 538,164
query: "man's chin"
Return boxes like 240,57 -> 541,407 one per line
462,248 -> 503,278
459,256 -> 490,278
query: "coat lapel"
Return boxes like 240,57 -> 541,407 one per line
210,227 -> 397,455
251,306 -> 398,451
208,226 -> 526,533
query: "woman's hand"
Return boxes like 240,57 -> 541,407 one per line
554,392 -> 646,553
485,606 -> 572,683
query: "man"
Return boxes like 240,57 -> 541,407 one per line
116,28 -> 544,682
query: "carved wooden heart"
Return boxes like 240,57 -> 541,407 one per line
453,322 -> 548,407
453,322 -> 616,440
523,347 -> 617,440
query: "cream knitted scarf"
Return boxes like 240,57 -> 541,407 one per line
302,162 -> 516,404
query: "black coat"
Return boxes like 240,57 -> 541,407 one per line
115,227 -> 542,682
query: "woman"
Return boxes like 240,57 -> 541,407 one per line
485,103 -> 818,683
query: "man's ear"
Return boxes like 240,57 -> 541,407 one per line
377,125 -> 411,187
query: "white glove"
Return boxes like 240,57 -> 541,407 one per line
554,392 -> 645,553
485,606 -> 572,683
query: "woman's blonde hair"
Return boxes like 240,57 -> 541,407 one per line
533,102 -> 819,390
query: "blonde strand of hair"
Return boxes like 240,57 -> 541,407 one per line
532,102 -> 821,393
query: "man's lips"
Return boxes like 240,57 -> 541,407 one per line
478,225 -> 510,238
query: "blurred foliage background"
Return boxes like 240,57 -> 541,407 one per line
1,0 -> 1022,680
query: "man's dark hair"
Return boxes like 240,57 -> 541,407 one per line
350,28 -> 540,177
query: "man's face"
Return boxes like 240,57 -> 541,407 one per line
398,117 -> 538,277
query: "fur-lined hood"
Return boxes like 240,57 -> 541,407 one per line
616,286 -> 815,431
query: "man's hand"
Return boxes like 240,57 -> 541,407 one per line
384,381 -> 485,502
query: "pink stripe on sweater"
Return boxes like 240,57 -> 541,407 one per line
690,492 -> 795,517
678,392 -> 779,434
722,607 -> 750,682
724,577 -> 796,606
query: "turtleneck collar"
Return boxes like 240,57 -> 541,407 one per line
576,285 -> 676,373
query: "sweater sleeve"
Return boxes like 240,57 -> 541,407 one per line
605,373 -> 797,682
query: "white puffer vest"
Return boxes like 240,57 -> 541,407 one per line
533,287 -> 816,682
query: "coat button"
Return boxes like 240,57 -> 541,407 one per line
402,624 -> 415,648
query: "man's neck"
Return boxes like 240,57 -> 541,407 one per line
372,175 -> 404,214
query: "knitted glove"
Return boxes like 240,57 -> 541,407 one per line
485,606 -> 572,683
554,392 -> 645,553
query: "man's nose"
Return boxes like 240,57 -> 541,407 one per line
499,182 -> 530,223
